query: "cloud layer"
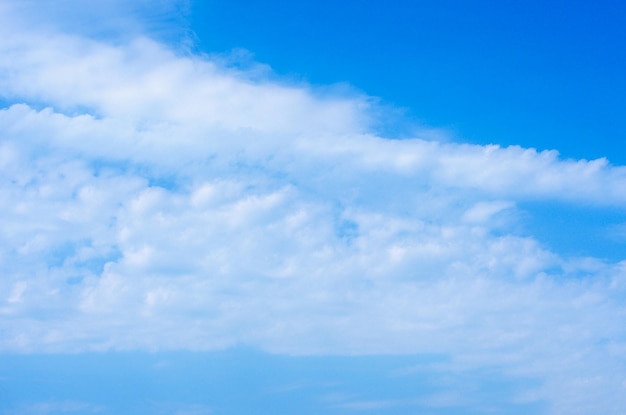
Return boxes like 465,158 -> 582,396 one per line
1,2 -> 625,413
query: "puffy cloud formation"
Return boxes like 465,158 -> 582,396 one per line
1,1 -> 625,413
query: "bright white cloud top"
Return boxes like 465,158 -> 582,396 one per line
1,1 -> 625,414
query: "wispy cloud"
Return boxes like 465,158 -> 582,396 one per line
1,1 -> 625,414
6,400 -> 104,415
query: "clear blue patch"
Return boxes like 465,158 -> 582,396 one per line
90,159 -> 134,175
335,218 -> 359,243
47,242 -> 79,268
0,97 -> 17,110
66,276 -> 84,285
519,201 -> 626,262
90,159 -> 182,192
146,175 -> 184,192
46,241 -> 122,276
75,249 -> 122,275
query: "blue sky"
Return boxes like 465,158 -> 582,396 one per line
1,1 -> 626,414
190,0 -> 626,162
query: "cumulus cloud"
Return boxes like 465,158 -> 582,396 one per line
0,1 -> 625,413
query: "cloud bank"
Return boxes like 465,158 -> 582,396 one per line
1,1 -> 625,413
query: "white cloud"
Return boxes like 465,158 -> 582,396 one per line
1,2 -> 626,413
